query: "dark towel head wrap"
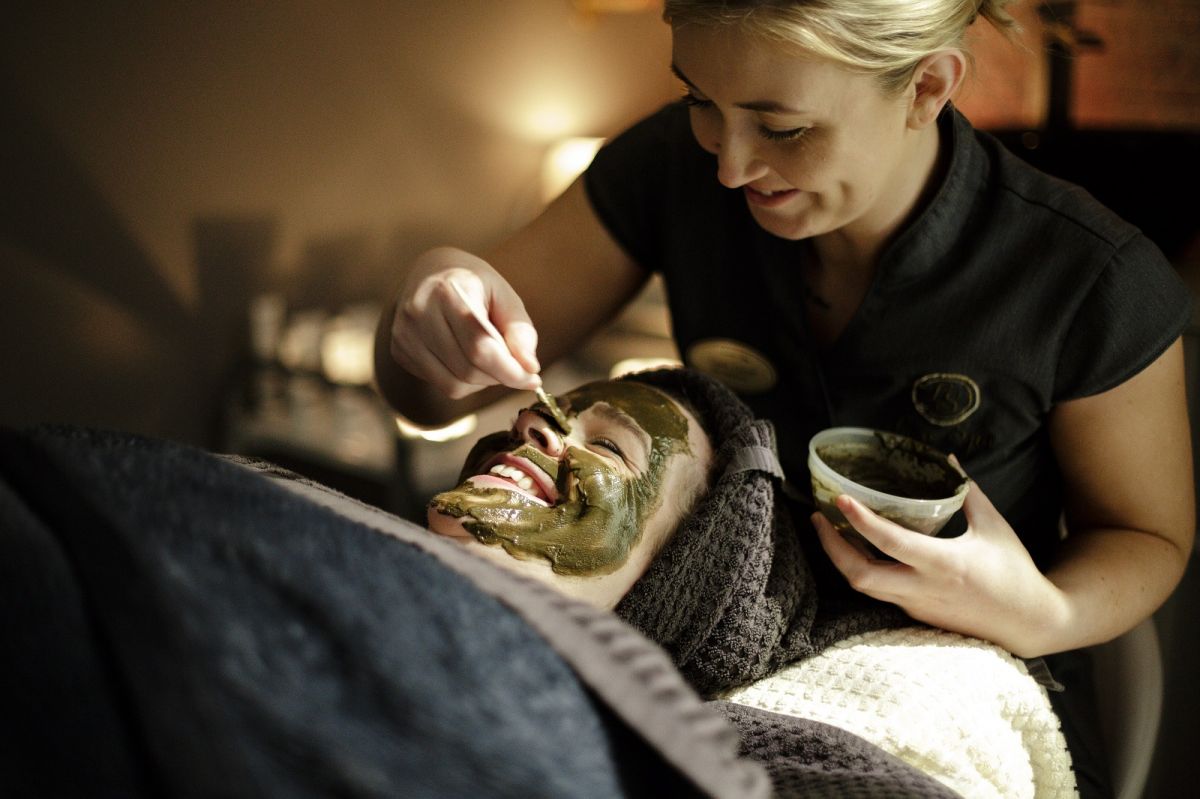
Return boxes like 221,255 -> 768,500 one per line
614,367 -> 904,698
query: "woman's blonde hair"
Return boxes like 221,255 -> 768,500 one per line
663,0 -> 1019,95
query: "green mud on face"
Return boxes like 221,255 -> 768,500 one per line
428,380 -> 692,576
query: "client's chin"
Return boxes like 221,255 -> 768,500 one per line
426,507 -> 476,541
423,506 -> 630,610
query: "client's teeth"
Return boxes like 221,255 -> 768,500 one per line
487,463 -> 540,495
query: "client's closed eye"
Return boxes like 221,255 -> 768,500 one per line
570,401 -> 652,474
590,437 -> 625,459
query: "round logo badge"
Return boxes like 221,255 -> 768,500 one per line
685,338 -> 778,394
911,373 -> 981,427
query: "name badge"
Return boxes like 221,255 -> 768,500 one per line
912,373 -> 981,426
686,338 -> 778,394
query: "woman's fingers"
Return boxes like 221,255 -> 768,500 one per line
835,494 -> 941,565
812,510 -> 870,569
812,508 -> 912,602
389,309 -> 487,399
484,279 -> 542,376
393,279 -> 490,397
959,476 -> 1006,536
390,253 -> 543,396
437,276 -> 540,389
813,480 -> 1056,650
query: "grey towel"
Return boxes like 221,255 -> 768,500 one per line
616,368 -> 906,697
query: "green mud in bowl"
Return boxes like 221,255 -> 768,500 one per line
808,427 -> 968,539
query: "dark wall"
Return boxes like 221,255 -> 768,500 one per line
0,1 -> 676,445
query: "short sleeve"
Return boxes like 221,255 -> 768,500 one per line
584,104 -> 686,273
1054,232 -> 1192,401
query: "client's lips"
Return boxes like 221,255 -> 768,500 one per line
467,453 -> 559,506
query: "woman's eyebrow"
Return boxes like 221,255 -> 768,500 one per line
670,62 -> 810,114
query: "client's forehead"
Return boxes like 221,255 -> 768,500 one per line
561,381 -> 691,450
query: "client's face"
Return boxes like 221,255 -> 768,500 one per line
427,380 -> 712,608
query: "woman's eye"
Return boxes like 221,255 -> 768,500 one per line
680,91 -> 713,109
760,125 -> 809,143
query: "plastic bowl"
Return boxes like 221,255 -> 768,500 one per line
808,427 -> 968,537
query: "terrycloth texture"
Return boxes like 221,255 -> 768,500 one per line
724,626 -> 1079,799
616,367 -> 905,697
0,424 -> 768,799
714,701 -> 964,799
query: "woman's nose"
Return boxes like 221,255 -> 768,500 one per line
694,115 -> 763,188
514,410 -> 566,458
715,133 -> 767,189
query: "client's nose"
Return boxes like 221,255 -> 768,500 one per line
514,409 -> 566,458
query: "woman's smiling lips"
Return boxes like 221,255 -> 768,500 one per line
467,453 -> 559,506
744,185 -> 799,208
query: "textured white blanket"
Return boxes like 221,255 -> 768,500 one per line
724,626 -> 1079,799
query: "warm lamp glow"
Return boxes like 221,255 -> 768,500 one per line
395,414 -> 479,443
321,326 -> 374,385
524,105 -> 576,140
542,136 -> 605,202
320,309 -> 379,385
278,310 -> 326,372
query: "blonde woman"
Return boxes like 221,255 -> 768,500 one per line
375,4 -> 1194,795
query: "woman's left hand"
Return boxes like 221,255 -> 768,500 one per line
812,475 -> 1066,657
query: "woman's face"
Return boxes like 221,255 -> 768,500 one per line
427,380 -> 712,609
671,23 -> 926,242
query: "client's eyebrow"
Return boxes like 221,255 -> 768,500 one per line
670,62 -> 811,114
587,403 -> 652,471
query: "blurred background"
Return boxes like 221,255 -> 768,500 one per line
2,1 -> 1197,794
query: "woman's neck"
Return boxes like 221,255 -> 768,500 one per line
814,120 -> 945,277
800,119 -> 947,348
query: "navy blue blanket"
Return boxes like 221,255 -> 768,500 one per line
0,425 -> 958,798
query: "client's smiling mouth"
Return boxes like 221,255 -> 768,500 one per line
468,453 -> 561,506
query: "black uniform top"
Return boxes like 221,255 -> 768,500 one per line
584,101 -> 1191,568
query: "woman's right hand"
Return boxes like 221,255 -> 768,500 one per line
386,246 -> 543,400
375,179 -> 647,423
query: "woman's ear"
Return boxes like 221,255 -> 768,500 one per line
907,50 -> 967,129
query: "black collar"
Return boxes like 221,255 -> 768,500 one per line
874,105 -> 987,290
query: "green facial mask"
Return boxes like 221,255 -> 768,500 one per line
428,381 -> 692,576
